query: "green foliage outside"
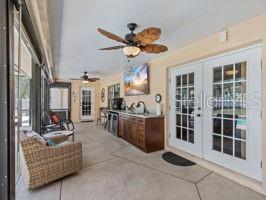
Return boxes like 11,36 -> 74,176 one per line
21,77 -> 30,99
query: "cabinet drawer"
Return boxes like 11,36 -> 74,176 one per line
128,117 -> 137,122
137,118 -> 145,125
137,124 -> 145,131
137,130 -> 145,138
119,114 -> 127,119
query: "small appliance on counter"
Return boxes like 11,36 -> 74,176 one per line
112,98 -> 124,110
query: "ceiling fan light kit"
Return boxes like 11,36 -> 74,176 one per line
98,23 -> 168,58
82,80 -> 90,84
70,71 -> 100,83
123,46 -> 140,58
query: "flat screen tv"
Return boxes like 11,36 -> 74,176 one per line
124,63 -> 149,96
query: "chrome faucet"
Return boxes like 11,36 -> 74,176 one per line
136,101 -> 147,114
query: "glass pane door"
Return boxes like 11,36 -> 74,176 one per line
203,46 -> 262,181
169,45 -> 261,181
82,90 -> 91,116
169,63 -> 203,157
80,88 -> 94,121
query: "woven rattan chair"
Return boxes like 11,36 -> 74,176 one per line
20,133 -> 82,189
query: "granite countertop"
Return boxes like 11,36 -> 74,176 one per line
108,110 -> 164,119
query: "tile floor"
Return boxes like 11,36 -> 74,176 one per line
16,123 -> 266,200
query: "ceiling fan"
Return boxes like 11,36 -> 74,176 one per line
98,23 -> 168,58
70,72 -> 100,83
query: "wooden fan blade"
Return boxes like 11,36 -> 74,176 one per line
98,45 -> 125,50
134,27 -> 161,45
88,78 -> 100,82
141,44 -> 168,54
69,78 -> 82,80
98,28 -> 128,44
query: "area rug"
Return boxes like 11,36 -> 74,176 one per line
162,151 -> 196,166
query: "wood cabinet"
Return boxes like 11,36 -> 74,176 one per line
118,117 -> 125,138
118,113 -> 164,153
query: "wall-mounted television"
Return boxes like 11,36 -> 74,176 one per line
124,63 -> 149,96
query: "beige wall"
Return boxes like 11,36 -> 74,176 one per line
71,80 -> 101,123
100,64 -> 166,111
99,14 -> 266,194
100,74 -> 122,107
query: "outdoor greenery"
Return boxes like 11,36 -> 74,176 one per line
21,77 -> 30,99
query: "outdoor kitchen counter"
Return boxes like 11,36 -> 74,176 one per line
108,110 -> 164,119
108,110 -> 165,153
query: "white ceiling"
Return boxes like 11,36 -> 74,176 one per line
48,0 -> 266,80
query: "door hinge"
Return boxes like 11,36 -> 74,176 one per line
169,78 -> 171,83
261,60 -> 263,68
261,111 -> 263,119
169,133 -> 171,138
261,161 -> 263,168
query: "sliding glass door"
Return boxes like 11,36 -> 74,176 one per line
13,10 -> 33,183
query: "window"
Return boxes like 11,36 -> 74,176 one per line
108,83 -> 120,109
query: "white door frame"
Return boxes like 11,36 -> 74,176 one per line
168,44 -> 262,181
79,87 -> 94,121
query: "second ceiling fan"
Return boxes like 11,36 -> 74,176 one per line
98,23 -> 168,58
70,71 -> 100,83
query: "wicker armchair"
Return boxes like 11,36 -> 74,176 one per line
20,134 -> 82,189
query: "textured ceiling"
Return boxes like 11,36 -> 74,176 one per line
47,0 -> 266,80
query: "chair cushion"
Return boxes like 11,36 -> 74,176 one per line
57,141 -> 71,147
43,130 -> 74,138
26,131 -> 46,144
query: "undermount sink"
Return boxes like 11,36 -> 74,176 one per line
127,111 -> 144,115
126,111 -> 151,116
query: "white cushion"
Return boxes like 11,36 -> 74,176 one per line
57,141 -> 71,147
26,131 -> 46,144
43,131 -> 74,138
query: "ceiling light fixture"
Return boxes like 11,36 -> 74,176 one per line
82,80 -> 89,84
226,70 -> 238,76
123,46 -> 140,58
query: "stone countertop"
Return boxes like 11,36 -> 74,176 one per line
108,110 -> 164,119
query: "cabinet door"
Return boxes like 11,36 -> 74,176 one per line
124,121 -> 130,141
131,122 -> 138,143
119,118 -> 125,138
136,123 -> 145,147
127,122 -> 133,142
137,133 -> 145,147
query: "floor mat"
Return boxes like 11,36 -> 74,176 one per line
162,152 -> 196,166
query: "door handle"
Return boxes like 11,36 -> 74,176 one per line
196,114 -> 201,117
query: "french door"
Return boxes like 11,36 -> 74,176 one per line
169,63 -> 203,157
80,87 -> 94,121
169,45 -> 262,181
